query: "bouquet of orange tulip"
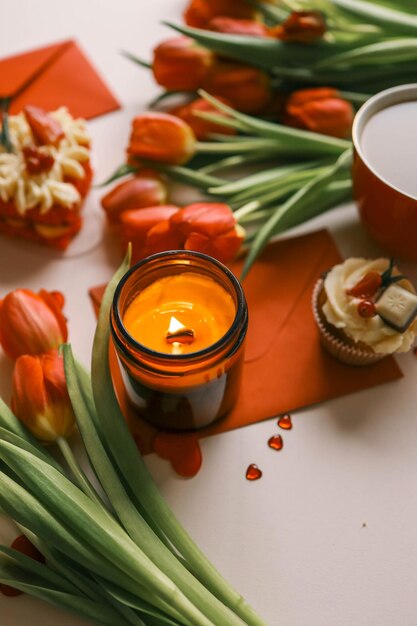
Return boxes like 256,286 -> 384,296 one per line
102,92 -> 352,276
111,0 -> 417,275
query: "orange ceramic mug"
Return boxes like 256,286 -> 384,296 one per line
352,84 -> 417,261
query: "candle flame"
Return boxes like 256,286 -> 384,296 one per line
166,316 -> 195,345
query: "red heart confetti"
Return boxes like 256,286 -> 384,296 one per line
246,464 -> 262,481
277,414 -> 292,430
268,434 -> 283,451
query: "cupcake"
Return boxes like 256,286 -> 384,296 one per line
0,105 -> 92,250
313,258 -> 417,365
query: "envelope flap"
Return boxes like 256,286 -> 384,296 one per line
233,230 -> 334,363
0,41 -> 70,97
0,39 -> 120,120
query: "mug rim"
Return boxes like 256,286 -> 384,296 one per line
352,83 -> 417,202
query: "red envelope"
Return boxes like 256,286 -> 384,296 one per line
89,229 -> 403,456
0,40 -> 120,119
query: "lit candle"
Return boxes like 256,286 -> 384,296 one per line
111,251 -> 248,430
122,273 -> 235,355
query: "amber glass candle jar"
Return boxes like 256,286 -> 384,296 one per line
111,251 -> 248,431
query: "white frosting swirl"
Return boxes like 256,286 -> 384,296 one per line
0,107 -> 90,214
323,258 -> 417,354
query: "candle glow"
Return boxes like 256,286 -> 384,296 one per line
122,272 -> 235,355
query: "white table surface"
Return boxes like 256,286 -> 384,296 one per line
1,2 -> 417,625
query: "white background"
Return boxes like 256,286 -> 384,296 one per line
1,2 -> 417,625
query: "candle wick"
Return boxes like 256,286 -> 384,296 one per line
166,328 -> 195,344
166,316 -> 195,345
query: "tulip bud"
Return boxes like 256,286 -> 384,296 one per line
184,0 -> 256,28
153,37 -> 214,91
0,289 -> 67,360
184,223 -> 244,264
208,17 -> 269,37
283,88 -> 354,138
172,202 -> 244,263
168,97 -> 236,140
270,10 -> 326,43
119,205 -> 181,262
127,113 -> 196,165
11,349 -> 75,442
171,202 -> 236,237
144,219 -> 185,258
203,62 -> 271,114
101,172 -> 168,224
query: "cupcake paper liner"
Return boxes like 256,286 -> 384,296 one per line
312,279 -> 386,367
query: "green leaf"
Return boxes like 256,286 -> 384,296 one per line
0,404 -> 62,472
0,441 -> 182,601
97,164 -> 138,188
315,38 -> 417,69
0,473 -> 144,596
164,22 -> 346,69
198,91 -> 351,155
149,90 -> 195,107
198,153 -> 282,174
210,161 -> 320,196
90,243 -> 268,626
241,149 -> 352,278
331,0 -> 417,35
0,563 -> 129,626
98,578 -> 184,626
233,167 -> 328,217
121,50 -> 152,69
148,163 -> 226,189
0,98 -> 13,153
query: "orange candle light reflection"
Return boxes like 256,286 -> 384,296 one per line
122,273 -> 235,355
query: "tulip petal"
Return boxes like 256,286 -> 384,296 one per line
144,220 -> 185,257
12,355 -> 46,429
184,226 -> 243,263
153,36 -> 214,91
169,97 -> 236,141
120,205 -> 180,249
11,351 -> 75,442
127,113 -> 196,165
0,290 -> 66,360
38,290 -> 68,343
171,202 -> 236,238
101,175 -> 167,224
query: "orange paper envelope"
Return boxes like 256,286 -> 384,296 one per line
89,229 -> 402,454
0,40 -> 120,119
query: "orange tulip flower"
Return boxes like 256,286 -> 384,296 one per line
184,225 -> 244,263
101,172 -> 168,224
270,10 -> 326,43
120,202 -> 243,264
283,88 -> 354,138
144,219 -> 185,257
120,205 -> 181,261
11,349 -> 75,442
208,16 -> 269,37
203,61 -> 271,113
127,113 -> 197,165
171,202 -> 244,263
184,0 -> 256,28
168,97 -> 236,140
0,289 -> 67,360
153,36 -> 214,91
